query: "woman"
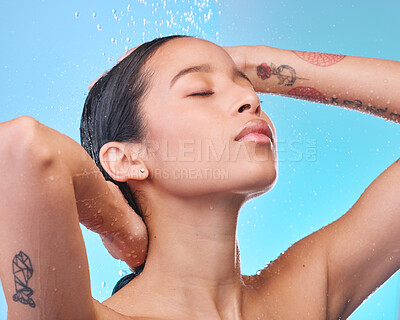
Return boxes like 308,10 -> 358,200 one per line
0,35 -> 399,319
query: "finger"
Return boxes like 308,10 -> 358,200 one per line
117,45 -> 139,64
89,45 -> 139,91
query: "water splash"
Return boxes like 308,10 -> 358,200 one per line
92,0 -> 221,62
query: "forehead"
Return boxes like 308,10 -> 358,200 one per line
145,37 -> 236,78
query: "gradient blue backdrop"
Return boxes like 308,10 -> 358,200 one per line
1,1 -> 399,319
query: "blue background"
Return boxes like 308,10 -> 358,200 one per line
1,0 -> 399,318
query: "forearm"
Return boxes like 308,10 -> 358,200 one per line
32,118 -> 147,265
240,45 -> 400,123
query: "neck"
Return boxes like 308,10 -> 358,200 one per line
126,191 -> 246,319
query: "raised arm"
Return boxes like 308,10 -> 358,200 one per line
225,45 -> 400,123
226,45 -> 400,318
0,116 -> 147,319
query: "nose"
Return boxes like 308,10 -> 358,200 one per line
231,87 -> 261,117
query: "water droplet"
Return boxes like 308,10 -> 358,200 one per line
78,264 -> 81,269
74,11 -> 80,18
101,281 -> 106,288
127,4 -> 131,11
97,24 -> 102,31
52,266 -> 56,271
383,78 -> 388,84
92,12 -> 97,18
49,176 -> 54,181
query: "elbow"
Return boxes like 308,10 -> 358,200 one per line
0,116 -> 55,171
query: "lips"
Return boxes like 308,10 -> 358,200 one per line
234,119 -> 273,143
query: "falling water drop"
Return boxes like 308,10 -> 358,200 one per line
74,11 -> 80,18
92,12 -> 97,18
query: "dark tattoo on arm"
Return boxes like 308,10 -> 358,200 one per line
12,251 -> 35,308
285,89 -> 400,122
256,63 -> 307,86
331,97 -> 389,114
331,97 -> 400,122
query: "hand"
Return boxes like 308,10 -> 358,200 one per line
88,46 -> 140,91
99,181 -> 148,270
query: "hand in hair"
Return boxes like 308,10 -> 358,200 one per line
88,46 -> 140,91
98,181 -> 148,270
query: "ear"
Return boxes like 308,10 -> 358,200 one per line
99,142 -> 149,182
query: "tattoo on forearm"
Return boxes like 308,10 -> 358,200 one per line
12,251 -> 35,308
256,63 -> 305,86
287,86 -> 328,103
390,112 -> 400,119
292,51 -> 346,67
286,89 -> 400,120
332,97 -> 400,122
331,97 -> 399,116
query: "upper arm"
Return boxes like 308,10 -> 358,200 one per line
0,117 -> 98,319
250,158 -> 400,319
324,159 -> 400,318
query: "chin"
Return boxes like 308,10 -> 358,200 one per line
230,164 -> 278,200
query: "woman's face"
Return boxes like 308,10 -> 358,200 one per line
140,37 -> 277,200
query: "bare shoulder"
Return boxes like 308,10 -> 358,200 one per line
241,230 -> 330,319
94,295 -> 168,320
94,299 -> 156,320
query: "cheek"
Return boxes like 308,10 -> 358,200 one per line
144,112 -> 208,168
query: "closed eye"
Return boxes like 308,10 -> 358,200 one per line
190,92 -> 214,97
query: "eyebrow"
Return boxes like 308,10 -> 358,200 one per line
169,63 -> 254,89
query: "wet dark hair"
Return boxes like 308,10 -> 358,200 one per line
80,35 -> 189,295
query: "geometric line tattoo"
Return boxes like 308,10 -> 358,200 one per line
12,251 -> 36,308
